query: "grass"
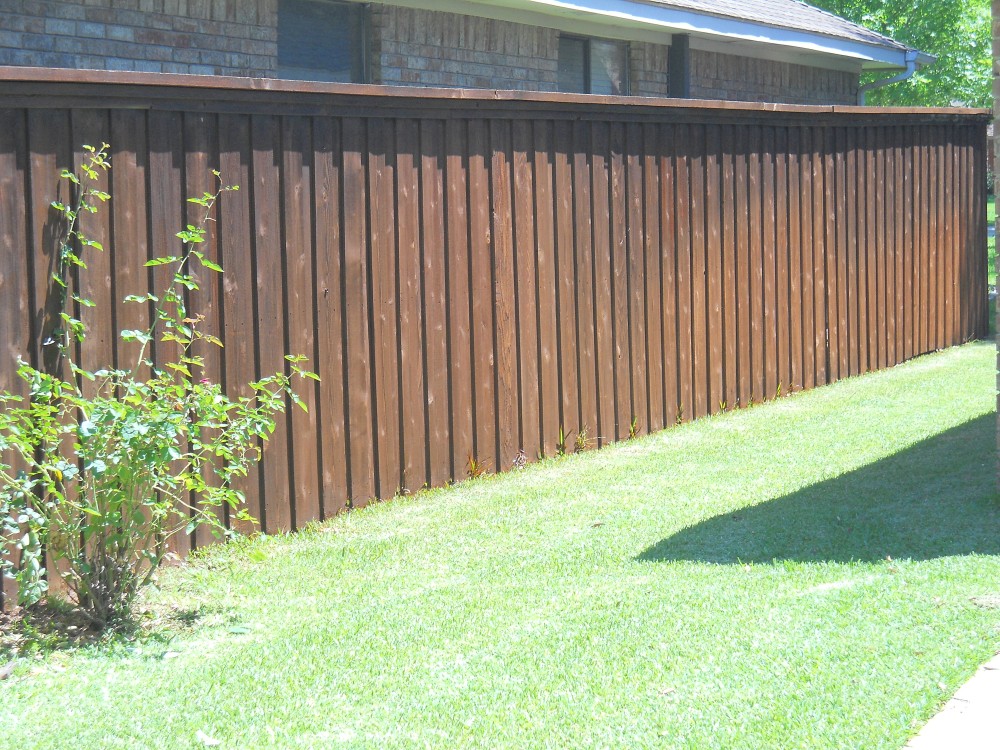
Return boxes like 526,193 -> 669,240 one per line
3,343 -> 999,750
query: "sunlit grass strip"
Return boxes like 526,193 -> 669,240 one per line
2,343 -> 998,750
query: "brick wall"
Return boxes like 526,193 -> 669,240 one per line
0,0 -> 858,106
0,0 -> 275,76
372,6 -> 559,91
630,40 -> 671,98
691,49 -> 858,105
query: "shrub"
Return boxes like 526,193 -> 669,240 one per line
0,144 -> 315,628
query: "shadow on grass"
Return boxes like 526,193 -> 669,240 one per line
638,413 -> 1000,565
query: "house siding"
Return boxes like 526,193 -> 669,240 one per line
691,49 -> 857,105
0,0 -> 859,104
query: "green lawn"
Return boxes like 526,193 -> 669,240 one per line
3,344 -> 999,750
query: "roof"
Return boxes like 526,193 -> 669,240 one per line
642,0 -> 909,52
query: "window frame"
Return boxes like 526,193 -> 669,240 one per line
558,34 -> 630,96
276,0 -> 372,84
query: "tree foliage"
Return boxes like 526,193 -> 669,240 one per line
810,0 -> 990,107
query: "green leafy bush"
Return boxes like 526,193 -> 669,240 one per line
0,144 -> 315,627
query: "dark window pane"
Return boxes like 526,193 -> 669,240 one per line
278,0 -> 366,83
558,36 -> 587,94
590,39 -> 627,95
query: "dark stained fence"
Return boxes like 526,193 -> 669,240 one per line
0,69 -> 989,605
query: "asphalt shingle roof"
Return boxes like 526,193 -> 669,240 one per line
642,0 -> 909,51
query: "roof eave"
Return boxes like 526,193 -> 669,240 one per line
417,0 -> 927,70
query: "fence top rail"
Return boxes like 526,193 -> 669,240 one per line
0,66 -> 990,125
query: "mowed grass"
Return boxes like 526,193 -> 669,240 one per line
3,344 -> 999,750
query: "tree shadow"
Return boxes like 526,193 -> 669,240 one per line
637,413 -> 1000,565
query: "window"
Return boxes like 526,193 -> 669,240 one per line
277,0 -> 368,83
557,36 -> 629,95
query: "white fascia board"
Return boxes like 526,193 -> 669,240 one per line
372,0 -> 916,71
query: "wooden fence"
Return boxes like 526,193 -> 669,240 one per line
0,69 -> 989,602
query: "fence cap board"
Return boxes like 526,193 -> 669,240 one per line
0,67 -> 990,126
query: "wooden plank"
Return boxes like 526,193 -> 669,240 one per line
420,119 -> 451,487
341,117 -> 376,505
822,126 -> 839,383
659,124 -> 679,424
787,127 -> 804,391
704,123 -> 724,412
865,126 -> 879,371
217,113 -> 264,530
799,127 -> 816,389
903,126 -> 915,360
511,119 -> 540,462
747,125 -> 765,402
367,117 -> 401,498
973,126 -> 987,337
553,120 -> 578,444
946,129 -> 958,345
532,120 -> 560,458
467,119 -> 496,471
71,110 -> 114,395
833,127 -> 849,380
883,126 -> 897,365
719,125 -> 737,407
184,111 -> 227,547
590,121 -> 616,445
774,127 -> 791,395
642,122 -> 665,431
734,124 -> 752,403
610,122 -> 630,441
760,126 -> 777,400
145,111 -> 189,549
963,125 -> 975,340
927,125 -> 944,351
809,127 -> 827,386
280,115 -> 321,527
250,114 -> 292,531
444,119 -> 474,480
574,120 -> 598,448
875,126 -> 888,368
311,116 -> 350,518
490,118 -> 518,470
856,127 -> 871,372
0,109 -> 30,608
109,111 -> 151,379
917,126 -> 929,355
625,122 -> 648,433
674,123 -> 694,421
689,124 -> 708,418
26,109 -> 73,379
956,127 -> 970,341
396,118 -> 428,489
893,126 -> 905,363
844,126 -> 861,375
25,110 -> 76,595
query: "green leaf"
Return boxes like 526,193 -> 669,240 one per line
144,256 -> 180,267
200,258 -> 224,273
121,329 -> 153,344
124,293 -> 158,304
85,459 -> 107,476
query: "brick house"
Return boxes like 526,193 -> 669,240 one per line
1,0 -> 928,105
